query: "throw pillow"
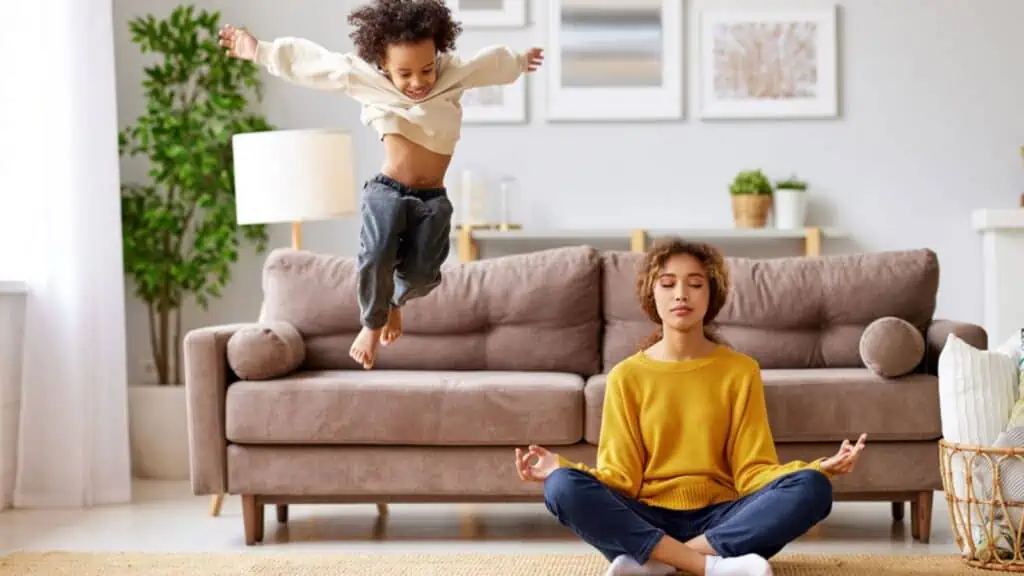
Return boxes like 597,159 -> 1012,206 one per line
939,333 -> 1018,445
226,322 -> 305,380
999,331 -> 1024,427
859,316 -> 925,377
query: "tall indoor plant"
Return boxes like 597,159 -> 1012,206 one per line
119,4 -> 272,478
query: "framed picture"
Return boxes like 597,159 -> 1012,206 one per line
546,0 -> 684,121
461,80 -> 527,124
697,6 -> 838,119
448,0 -> 527,28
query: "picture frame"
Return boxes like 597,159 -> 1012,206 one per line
545,0 -> 684,121
697,6 -> 838,119
448,0 -> 527,28
461,80 -> 527,124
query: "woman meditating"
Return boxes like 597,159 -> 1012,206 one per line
514,238 -> 867,576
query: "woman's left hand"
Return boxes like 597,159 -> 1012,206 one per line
820,433 -> 867,476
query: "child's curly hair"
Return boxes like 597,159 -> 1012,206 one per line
636,237 -> 731,349
348,0 -> 462,65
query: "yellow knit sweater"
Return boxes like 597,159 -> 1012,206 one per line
559,346 -> 829,510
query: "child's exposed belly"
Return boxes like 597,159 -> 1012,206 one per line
382,135 -> 452,189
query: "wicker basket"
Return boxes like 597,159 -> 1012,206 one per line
731,195 -> 772,228
940,439 -> 1024,571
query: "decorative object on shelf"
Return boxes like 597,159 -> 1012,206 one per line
496,175 -> 523,231
773,174 -> 809,229
458,169 -> 492,229
462,80 -> 527,124
729,169 -> 774,228
545,0 -> 684,121
447,0 -> 526,27
697,5 -> 838,119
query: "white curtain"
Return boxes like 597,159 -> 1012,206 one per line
1,0 -> 132,508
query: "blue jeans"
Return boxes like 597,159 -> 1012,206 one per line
543,468 -> 833,565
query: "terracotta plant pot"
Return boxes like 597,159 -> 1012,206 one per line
731,195 -> 773,228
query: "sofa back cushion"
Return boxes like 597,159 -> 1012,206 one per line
260,246 -> 603,375
602,249 -> 939,370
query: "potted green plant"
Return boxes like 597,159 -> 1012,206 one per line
728,169 -> 774,228
119,5 -> 272,479
773,174 -> 809,229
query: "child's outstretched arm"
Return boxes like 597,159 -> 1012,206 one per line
219,24 -> 359,93
450,45 -> 544,89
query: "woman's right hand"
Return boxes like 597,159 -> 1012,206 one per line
218,24 -> 257,60
515,445 -> 560,482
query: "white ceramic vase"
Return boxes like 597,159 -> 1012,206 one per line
128,384 -> 191,480
773,189 -> 808,229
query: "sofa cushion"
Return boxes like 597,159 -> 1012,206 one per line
859,316 -> 925,377
260,246 -> 602,375
226,322 -> 305,380
225,370 -> 584,446
583,368 -> 940,445
601,249 -> 939,370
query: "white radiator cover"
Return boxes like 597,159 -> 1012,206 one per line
0,283 -> 27,510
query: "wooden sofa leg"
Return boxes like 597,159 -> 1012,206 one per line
891,502 -> 904,522
209,494 -> 224,517
242,495 -> 265,545
914,491 -> 933,543
377,503 -> 389,516
276,504 -> 289,524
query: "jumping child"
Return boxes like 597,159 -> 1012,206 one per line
220,0 -> 543,369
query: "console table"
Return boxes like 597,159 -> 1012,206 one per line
973,209 -> 1024,345
453,226 -> 842,263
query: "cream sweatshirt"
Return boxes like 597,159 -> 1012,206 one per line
254,37 -> 530,155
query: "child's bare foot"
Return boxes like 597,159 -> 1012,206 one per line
380,307 -> 403,346
349,326 -> 380,369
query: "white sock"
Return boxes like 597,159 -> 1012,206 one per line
705,554 -> 773,576
605,554 -> 677,576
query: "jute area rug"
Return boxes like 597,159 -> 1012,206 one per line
0,551 -> 1001,575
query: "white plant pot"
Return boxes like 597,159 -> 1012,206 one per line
773,189 -> 808,229
128,384 -> 190,480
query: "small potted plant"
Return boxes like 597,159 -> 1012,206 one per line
774,174 -> 809,229
729,169 -> 773,228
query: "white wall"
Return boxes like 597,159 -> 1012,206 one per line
113,0 -> 1024,382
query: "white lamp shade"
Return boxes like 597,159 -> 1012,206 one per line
232,129 -> 357,225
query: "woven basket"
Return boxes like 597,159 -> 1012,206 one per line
731,195 -> 772,228
940,439 -> 1024,571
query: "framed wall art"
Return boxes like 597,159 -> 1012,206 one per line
461,80 -> 527,124
546,0 -> 684,121
448,0 -> 527,28
697,5 -> 838,119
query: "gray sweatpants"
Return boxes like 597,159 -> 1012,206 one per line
357,174 -> 453,329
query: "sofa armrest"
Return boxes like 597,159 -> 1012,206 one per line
183,323 -> 254,495
924,319 -> 988,374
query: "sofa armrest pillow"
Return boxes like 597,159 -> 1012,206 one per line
226,322 -> 305,380
859,316 -> 925,378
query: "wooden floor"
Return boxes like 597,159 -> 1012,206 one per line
0,481 -> 960,556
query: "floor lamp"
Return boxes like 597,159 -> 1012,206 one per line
207,129 -> 365,518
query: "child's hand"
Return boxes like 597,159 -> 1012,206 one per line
525,47 -> 544,72
218,24 -> 257,61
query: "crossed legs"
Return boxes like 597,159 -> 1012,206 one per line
543,468 -> 833,575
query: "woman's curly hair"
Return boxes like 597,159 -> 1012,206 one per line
348,0 -> 463,65
637,237 -> 731,349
